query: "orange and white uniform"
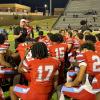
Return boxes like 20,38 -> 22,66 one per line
13,57 -> 60,100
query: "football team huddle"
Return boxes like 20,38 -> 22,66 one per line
0,19 -> 100,100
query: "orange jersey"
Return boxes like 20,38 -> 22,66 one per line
23,57 -> 60,94
48,43 -> 68,62
72,37 -> 80,48
41,36 -> 52,46
76,50 -> 100,90
0,44 -> 8,54
16,43 -> 31,60
77,50 -> 100,76
84,51 -> 100,76
95,41 -> 100,56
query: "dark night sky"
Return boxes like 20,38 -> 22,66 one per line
0,0 -> 68,11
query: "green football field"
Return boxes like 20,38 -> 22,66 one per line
8,30 -> 49,50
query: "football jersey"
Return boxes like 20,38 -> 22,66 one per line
0,44 -> 7,54
76,50 -> 100,90
41,36 -> 52,46
83,51 -> 100,76
77,50 -> 100,76
64,36 -> 79,48
4,41 -> 10,49
65,37 -> 73,44
48,43 -> 68,62
95,41 -> 100,56
16,43 -> 31,60
72,37 -> 80,48
23,57 -> 60,93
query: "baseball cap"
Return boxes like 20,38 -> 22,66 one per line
20,19 -> 26,22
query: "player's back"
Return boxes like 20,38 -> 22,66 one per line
48,43 -> 68,62
26,57 -> 60,93
16,42 -> 31,60
84,50 -> 100,91
83,50 -> 100,76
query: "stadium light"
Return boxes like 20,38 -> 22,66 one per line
50,0 -> 52,16
44,4 -> 47,15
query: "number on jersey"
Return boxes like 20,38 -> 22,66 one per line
55,47 -> 64,59
92,55 -> 100,72
36,65 -> 53,82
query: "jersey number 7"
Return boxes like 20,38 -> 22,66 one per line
36,65 -> 53,82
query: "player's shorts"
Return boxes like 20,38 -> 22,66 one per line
61,85 -> 96,100
66,70 -> 77,82
14,84 -> 51,100
0,68 -> 16,78
92,74 -> 100,92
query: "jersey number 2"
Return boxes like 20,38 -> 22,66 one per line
92,55 -> 100,72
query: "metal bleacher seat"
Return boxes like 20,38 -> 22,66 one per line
54,0 -> 100,29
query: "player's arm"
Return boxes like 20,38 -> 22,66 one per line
18,64 -> 28,73
11,52 -> 19,59
0,53 -> 11,67
14,33 -> 22,39
18,47 -> 31,73
67,43 -> 73,52
65,62 -> 87,87
14,28 -> 22,39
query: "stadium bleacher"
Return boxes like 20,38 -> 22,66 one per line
54,0 -> 100,29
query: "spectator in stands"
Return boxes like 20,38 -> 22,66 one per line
88,21 -> 92,27
10,42 -> 60,100
63,18 -> 65,21
93,14 -> 97,22
68,24 -> 71,30
80,20 -> 90,33
14,19 -> 27,49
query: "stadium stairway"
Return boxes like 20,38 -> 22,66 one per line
53,0 -> 100,30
